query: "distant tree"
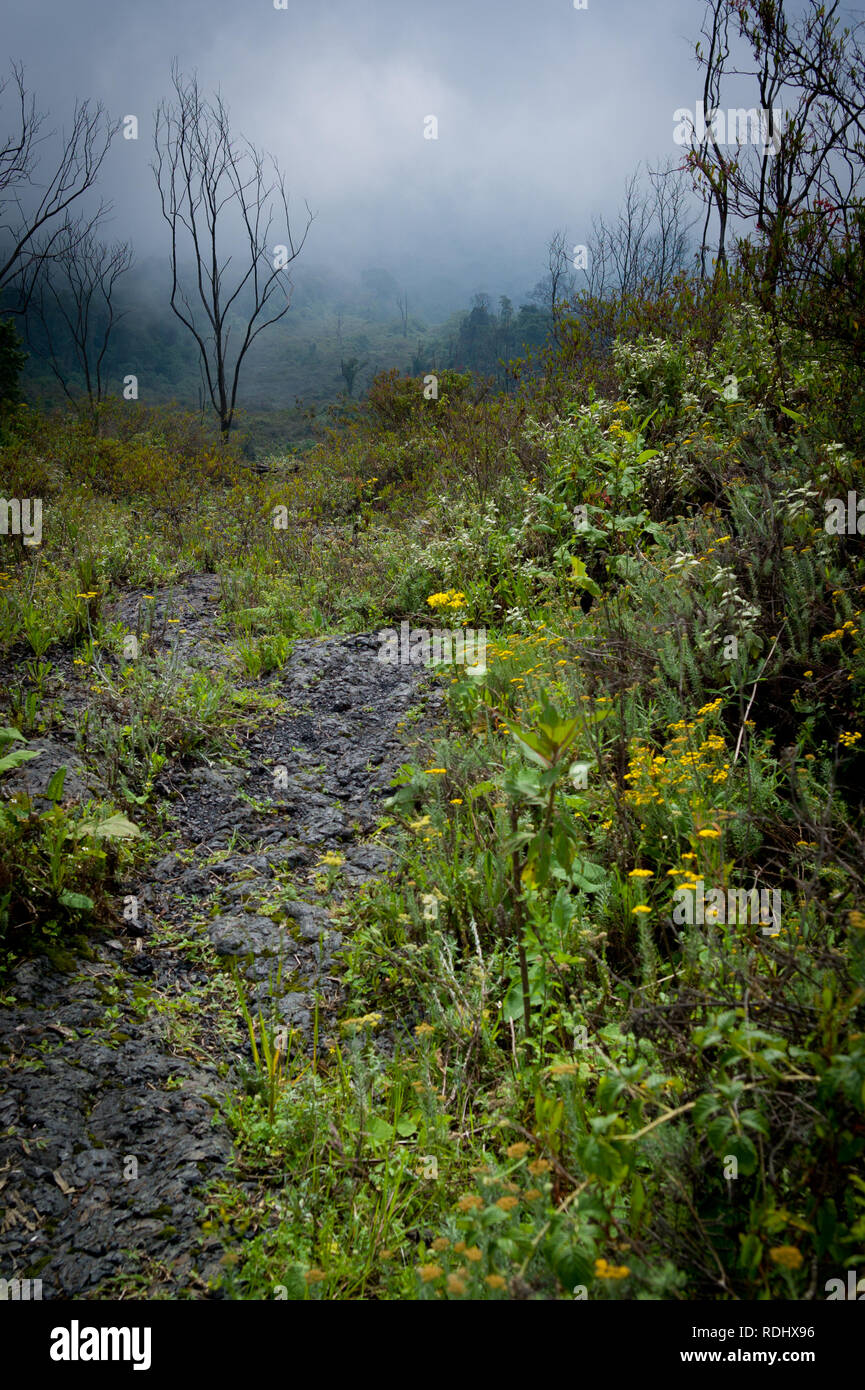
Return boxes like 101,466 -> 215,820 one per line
28,217 -> 132,418
396,289 -> 409,336
453,295 -> 495,372
529,230 -> 577,341
0,62 -> 115,310
339,355 -> 367,396
153,64 -> 312,436
0,316 -> 26,407
498,295 -> 514,358
583,162 -> 696,301
513,303 -> 552,353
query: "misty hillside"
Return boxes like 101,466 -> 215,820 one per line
17,257 -> 556,446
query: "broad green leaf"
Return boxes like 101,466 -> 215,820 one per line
740,1108 -> 770,1138
541,717 -> 581,753
706,1114 -> 733,1153
365,1116 -> 395,1145
692,1093 -> 720,1128
45,766 -> 67,802
725,1133 -> 758,1176
567,556 -> 601,597
571,857 -> 608,893
58,890 -> 95,913
509,724 -> 553,769
544,1237 -> 594,1291
75,812 -> 141,840
0,748 -> 42,774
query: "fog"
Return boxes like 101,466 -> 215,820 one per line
2,0 -> 707,310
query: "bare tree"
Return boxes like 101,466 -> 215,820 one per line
153,65 -> 312,437
339,355 -> 368,397
396,289 -> 409,336
688,0 -> 735,279
530,229 -> 577,340
687,1 -> 865,294
584,162 -> 697,300
28,216 -> 132,417
0,62 -> 115,310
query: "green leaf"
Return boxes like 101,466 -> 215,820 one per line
597,1075 -> 627,1108
75,812 -> 141,840
540,717 -> 582,754
580,1134 -> 627,1182
58,890 -> 95,913
692,1093 -> 720,1128
725,1133 -> 758,1176
631,1172 -> 646,1228
706,1114 -> 733,1153
45,766 -> 67,802
740,1108 -> 770,1138
505,766 -> 547,804
611,555 -> 643,580
739,1232 -> 763,1273
0,747 -> 42,775
570,857 -> 608,893
544,1237 -> 594,1291
365,1116 -> 395,1145
509,723 -> 553,769
566,556 -> 601,597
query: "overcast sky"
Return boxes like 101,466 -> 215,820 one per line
3,0 -> 715,307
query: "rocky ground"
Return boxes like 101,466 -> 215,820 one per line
0,584 -> 436,1298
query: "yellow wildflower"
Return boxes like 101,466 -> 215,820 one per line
595,1257 -> 630,1279
769,1246 -> 803,1271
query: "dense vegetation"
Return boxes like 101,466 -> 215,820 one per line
2,231 -> 864,1298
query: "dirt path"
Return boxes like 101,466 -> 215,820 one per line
0,597 -> 434,1298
